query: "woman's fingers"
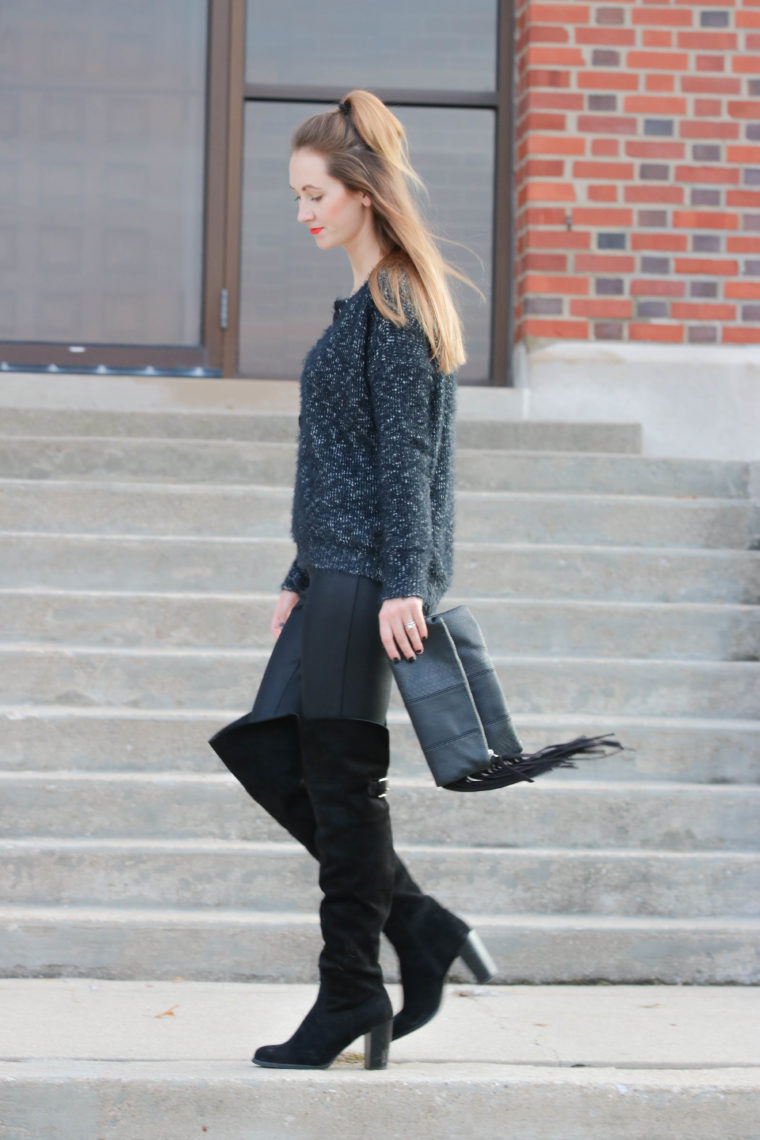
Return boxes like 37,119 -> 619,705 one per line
397,614 -> 423,657
379,597 -> 427,662
270,589 -> 299,638
379,621 -> 401,662
411,607 -> 428,643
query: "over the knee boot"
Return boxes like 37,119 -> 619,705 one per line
208,713 -> 495,1041
252,718 -> 395,1069
209,714 -> 315,850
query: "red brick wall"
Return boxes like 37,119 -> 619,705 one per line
513,0 -> 760,347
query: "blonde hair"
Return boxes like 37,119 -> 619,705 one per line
291,90 -> 471,375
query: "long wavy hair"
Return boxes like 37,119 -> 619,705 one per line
291,90 -> 470,375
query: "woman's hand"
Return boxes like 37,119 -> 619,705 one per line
271,590 -> 299,638
379,596 -> 427,662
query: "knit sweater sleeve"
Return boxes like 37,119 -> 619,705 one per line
366,304 -> 438,603
281,558 -> 310,595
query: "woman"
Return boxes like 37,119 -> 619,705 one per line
209,90 -> 493,1071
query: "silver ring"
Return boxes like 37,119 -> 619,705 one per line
405,620 -> 417,629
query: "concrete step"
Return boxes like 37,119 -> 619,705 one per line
3,977 -> 757,1064
459,449 -> 754,498
2,772 -> 757,852
2,478 -> 755,549
3,708 -> 756,785
2,588 -> 756,661
1,437 -> 751,498
2,907 -> 757,985
6,1063 -> 757,1140
2,839 -> 757,917
0,406 -> 644,452
1,644 -> 756,719
0,981 -> 758,1140
2,531 -> 757,603
456,490 -> 756,549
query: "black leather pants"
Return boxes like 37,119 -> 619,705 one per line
251,568 -> 393,723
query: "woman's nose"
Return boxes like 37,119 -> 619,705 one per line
297,201 -> 314,223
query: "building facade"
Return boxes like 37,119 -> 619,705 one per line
1,0 -> 758,392
514,0 -> 760,348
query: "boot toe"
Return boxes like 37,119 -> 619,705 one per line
252,1043 -> 332,1070
252,1044 -> 281,1066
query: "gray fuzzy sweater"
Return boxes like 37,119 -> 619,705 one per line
281,280 -> 456,613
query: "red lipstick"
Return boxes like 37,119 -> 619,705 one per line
310,227 -> 324,235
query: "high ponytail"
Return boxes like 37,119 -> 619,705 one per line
291,90 -> 472,375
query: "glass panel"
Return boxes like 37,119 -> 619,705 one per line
0,0 -> 207,346
239,102 -> 493,382
246,0 -> 497,92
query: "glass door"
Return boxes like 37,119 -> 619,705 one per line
0,0 -> 224,375
236,0 -> 512,384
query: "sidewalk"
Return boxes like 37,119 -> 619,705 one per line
1,980 -> 758,1139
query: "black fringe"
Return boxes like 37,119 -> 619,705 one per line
444,734 -> 624,793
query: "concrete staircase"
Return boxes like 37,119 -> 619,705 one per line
1,402 -> 758,989
1,397 -> 759,1138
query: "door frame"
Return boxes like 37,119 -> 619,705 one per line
204,0 -> 246,378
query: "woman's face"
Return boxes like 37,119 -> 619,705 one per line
289,148 -> 372,252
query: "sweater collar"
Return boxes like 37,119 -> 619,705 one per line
333,279 -> 370,317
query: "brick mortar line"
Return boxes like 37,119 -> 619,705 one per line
515,58 -> 758,74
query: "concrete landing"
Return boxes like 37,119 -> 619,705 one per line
0,981 -> 758,1139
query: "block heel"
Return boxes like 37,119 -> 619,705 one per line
364,1018 -> 392,1070
459,930 -> 497,984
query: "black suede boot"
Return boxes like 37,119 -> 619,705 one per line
383,874 -> 495,1040
208,712 -> 495,1042
252,718 -> 395,1069
209,714 -> 315,848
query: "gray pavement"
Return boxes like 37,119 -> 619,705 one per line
1,981 -> 759,1139
2,980 -> 759,1068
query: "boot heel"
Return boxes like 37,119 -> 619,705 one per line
363,1018 -> 392,1070
459,930 -> 497,984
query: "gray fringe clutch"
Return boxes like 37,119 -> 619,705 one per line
391,606 -> 622,792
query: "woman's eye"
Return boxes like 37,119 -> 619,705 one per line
310,196 -> 322,203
